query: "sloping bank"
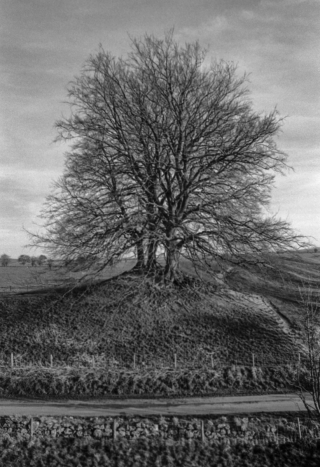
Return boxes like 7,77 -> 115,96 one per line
0,365 -> 310,398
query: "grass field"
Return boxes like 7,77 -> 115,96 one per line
0,259 -> 135,292
0,250 -> 319,397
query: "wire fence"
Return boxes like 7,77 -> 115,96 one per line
1,416 -> 320,445
198,417 -> 320,445
0,351 -> 310,372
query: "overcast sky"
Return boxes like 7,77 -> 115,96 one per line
1,0 -> 319,257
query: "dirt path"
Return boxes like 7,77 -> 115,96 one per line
0,393 -> 312,417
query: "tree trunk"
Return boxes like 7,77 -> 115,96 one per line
146,238 -> 157,275
135,237 -> 145,271
164,243 -> 180,282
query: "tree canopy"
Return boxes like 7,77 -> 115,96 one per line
0,254 -> 10,267
32,32 -> 306,282
18,255 -> 30,265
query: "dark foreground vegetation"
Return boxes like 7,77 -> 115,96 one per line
0,436 -> 319,467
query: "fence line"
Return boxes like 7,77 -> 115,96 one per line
0,351 -> 309,372
12,415 -> 320,445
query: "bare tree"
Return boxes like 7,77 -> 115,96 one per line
31,32 -> 306,282
298,284 -> 320,421
0,254 -> 10,267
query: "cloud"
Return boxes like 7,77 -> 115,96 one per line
0,165 -> 60,226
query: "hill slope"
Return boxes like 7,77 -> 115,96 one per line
0,250 -> 318,398
1,251 -> 318,370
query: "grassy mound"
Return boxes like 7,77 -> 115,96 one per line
0,436 -> 319,467
0,272 -> 303,368
1,251 -> 319,397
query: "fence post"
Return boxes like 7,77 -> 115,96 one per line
30,417 -> 33,438
252,353 -> 255,368
50,354 -> 53,368
174,353 -> 177,369
133,354 -> 136,370
201,420 -> 205,442
211,354 -> 214,369
113,419 -> 117,440
10,353 -> 14,369
297,417 -> 301,439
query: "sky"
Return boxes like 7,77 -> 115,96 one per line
0,0 -> 319,258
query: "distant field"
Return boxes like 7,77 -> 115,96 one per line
225,250 -> 320,330
2,250 -> 319,294
0,259 -> 136,293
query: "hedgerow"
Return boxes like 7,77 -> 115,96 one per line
0,365 -> 310,398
